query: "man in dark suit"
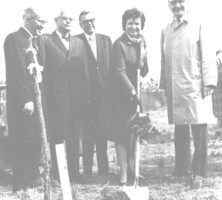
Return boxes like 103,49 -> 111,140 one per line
75,11 -> 112,177
4,8 -> 46,192
43,10 -> 87,182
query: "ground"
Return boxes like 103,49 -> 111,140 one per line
0,107 -> 222,200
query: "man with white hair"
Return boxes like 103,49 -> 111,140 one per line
4,7 -> 46,192
42,10 -> 87,183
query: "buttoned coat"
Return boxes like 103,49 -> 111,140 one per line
101,33 -> 148,142
160,19 -> 217,124
4,27 -> 45,142
212,63 -> 222,119
42,32 -> 87,143
75,33 -> 112,136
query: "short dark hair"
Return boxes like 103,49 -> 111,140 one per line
79,11 -> 91,22
122,8 -> 146,31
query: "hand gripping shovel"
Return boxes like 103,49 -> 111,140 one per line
122,41 -> 149,200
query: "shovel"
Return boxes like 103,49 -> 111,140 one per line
123,41 -> 149,200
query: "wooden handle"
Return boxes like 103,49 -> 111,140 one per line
27,39 -> 51,200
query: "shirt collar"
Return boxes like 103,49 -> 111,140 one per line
56,30 -> 64,39
22,26 -> 33,38
171,12 -> 189,26
84,32 -> 96,41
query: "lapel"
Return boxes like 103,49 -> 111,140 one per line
81,33 -> 97,64
69,36 -> 90,83
52,31 -> 68,54
19,27 -> 32,49
19,28 -> 44,65
95,33 -> 102,64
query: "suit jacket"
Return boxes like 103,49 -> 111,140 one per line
42,32 -> 87,142
75,33 -> 112,93
4,27 -> 45,142
75,33 -> 112,137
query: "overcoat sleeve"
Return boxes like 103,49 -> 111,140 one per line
4,34 -> 32,106
199,23 -> 217,87
140,40 -> 149,77
159,29 -> 166,90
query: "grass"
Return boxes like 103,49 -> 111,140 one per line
0,107 -> 222,199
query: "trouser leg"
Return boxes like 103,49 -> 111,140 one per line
11,139 -> 24,190
174,124 -> 191,176
11,139 -> 41,190
96,137 -> 108,175
116,143 -> 127,183
191,124 -> 208,177
82,120 -> 94,175
50,143 -> 60,181
25,141 -> 41,182
66,138 -> 80,179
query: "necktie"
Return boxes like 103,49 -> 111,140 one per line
32,36 -> 38,51
88,37 -> 97,59
173,19 -> 182,30
62,34 -> 70,42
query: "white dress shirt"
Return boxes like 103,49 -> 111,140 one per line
84,33 -> 97,60
56,30 -> 69,50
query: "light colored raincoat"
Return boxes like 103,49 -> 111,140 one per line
160,16 -> 217,124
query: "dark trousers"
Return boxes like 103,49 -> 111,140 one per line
174,124 -> 208,177
66,136 -> 80,179
50,142 -> 61,181
82,102 -> 108,175
82,129 -> 108,175
50,139 -> 80,181
11,139 -> 41,189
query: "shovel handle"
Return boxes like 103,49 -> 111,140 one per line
137,68 -> 141,113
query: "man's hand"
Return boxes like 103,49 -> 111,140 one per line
27,63 -> 44,83
23,101 -> 34,115
217,51 -> 222,66
203,86 -> 214,97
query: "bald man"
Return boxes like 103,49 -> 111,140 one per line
4,8 -> 46,192
42,10 -> 88,183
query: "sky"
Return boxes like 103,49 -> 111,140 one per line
0,0 -> 222,82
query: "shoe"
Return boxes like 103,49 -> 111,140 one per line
12,183 -> 27,193
189,175 -> 203,189
98,171 -> 116,177
51,178 -> 61,188
127,168 -> 135,183
174,170 -> 191,179
119,182 -> 127,186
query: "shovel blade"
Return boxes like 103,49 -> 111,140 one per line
122,186 -> 149,200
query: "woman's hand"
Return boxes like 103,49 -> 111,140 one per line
137,59 -> 144,69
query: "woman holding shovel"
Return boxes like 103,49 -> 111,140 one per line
101,8 -> 148,185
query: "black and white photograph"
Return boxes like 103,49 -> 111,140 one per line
0,0 -> 222,199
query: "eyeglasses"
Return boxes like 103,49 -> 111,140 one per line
82,18 -> 95,24
169,0 -> 185,6
29,18 -> 47,24
36,19 -> 47,24
60,16 -> 74,22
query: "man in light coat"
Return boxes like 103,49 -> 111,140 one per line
160,0 -> 217,187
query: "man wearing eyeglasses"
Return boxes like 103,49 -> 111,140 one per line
160,0 -> 217,188
42,10 -> 87,183
74,11 -> 112,179
4,7 -> 46,192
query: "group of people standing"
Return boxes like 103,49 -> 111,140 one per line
3,0 -> 221,193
